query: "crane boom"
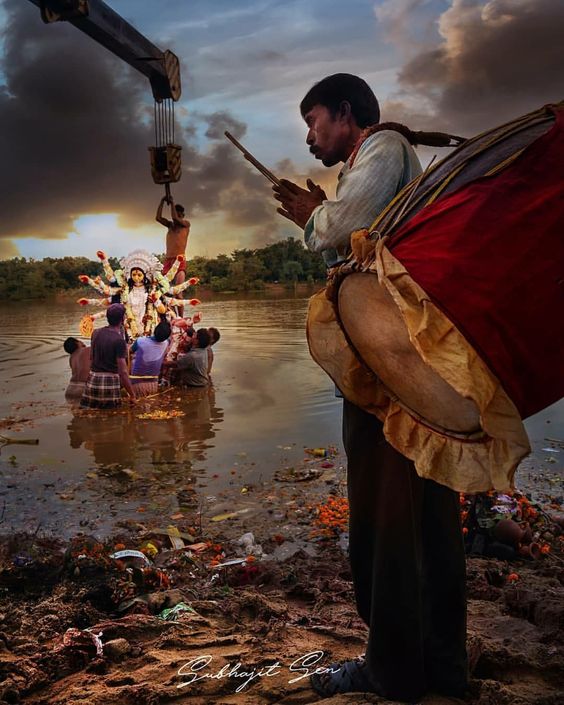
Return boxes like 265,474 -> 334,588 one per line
26,0 -> 180,101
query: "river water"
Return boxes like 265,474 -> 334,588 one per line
0,296 -> 562,537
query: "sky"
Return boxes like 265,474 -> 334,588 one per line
0,0 -> 562,261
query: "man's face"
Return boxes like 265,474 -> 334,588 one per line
303,104 -> 348,167
175,207 -> 184,218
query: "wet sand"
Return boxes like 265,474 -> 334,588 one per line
0,449 -> 563,705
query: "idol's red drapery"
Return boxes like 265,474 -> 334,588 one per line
389,107 -> 564,419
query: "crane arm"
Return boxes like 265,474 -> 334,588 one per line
27,0 -> 180,101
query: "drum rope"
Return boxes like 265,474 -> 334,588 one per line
389,156 -> 437,231
374,105 -> 556,238
349,123 -> 466,168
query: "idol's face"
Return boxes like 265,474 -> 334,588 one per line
131,268 -> 145,285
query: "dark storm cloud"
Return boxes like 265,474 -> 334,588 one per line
184,111 -> 330,238
203,110 -> 246,140
381,0 -> 564,135
0,0 -> 153,241
0,0 -> 299,252
181,133 -> 274,221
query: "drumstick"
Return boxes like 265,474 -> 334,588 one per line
224,131 -> 282,187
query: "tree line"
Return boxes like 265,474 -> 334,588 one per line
0,238 -> 327,299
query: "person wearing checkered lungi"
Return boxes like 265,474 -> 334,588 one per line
80,304 -> 135,409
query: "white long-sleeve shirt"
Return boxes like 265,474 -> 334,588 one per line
304,129 -> 423,267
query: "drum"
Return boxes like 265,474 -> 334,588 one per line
307,103 -> 564,493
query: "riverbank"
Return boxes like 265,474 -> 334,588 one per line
0,240 -> 328,302
51,281 -> 324,304
1,457 -> 563,705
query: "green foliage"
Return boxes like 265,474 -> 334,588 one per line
0,256 -> 100,299
0,238 -> 326,298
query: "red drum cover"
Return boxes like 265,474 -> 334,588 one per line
389,108 -> 564,419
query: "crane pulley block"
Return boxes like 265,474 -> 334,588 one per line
149,145 -> 182,184
39,0 -> 89,23
152,50 -> 181,103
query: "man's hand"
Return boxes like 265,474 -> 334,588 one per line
273,178 -> 326,229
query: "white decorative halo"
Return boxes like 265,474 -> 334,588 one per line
119,249 -> 163,279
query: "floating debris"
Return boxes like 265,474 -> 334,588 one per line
0,433 -> 39,449
136,410 -> 185,420
305,447 -> 328,458
210,508 -> 252,522
274,466 -> 322,482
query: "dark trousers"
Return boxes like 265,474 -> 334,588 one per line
343,399 -> 468,701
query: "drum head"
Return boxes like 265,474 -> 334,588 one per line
338,272 -> 481,434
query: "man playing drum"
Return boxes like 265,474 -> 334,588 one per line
273,73 -> 468,702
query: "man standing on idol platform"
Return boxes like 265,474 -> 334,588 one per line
273,73 -> 468,702
156,195 -> 191,317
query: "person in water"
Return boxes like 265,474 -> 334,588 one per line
63,337 -> 91,400
130,318 -> 172,397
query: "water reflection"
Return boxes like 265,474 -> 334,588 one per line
0,297 -> 342,486
0,297 -> 560,537
67,387 -> 224,467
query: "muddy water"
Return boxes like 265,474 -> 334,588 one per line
0,297 -> 562,537
0,296 -> 342,535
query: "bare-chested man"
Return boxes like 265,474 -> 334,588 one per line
156,195 -> 190,315
63,337 -> 91,400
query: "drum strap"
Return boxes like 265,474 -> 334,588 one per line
349,122 -> 466,167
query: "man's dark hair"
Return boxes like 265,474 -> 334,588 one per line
63,337 -> 79,354
208,327 -> 221,345
196,328 -> 210,348
175,204 -> 185,214
107,303 -> 126,326
300,73 -> 380,128
154,320 -> 171,342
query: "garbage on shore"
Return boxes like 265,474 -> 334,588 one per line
0,476 -> 563,705
461,489 -> 562,561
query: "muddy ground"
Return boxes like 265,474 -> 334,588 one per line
0,462 -> 563,705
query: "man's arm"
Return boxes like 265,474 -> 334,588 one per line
207,347 -> 213,375
170,199 -> 190,229
117,356 -> 135,399
156,196 -> 172,228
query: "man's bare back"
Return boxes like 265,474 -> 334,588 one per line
70,344 -> 91,383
